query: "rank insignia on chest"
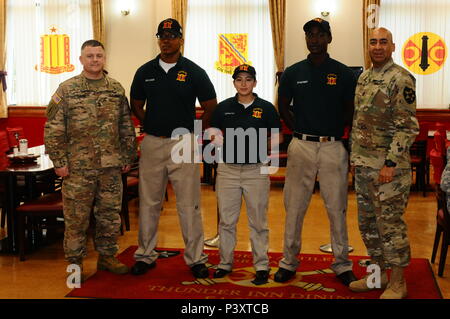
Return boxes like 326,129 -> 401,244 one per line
326,74 -> 337,85
252,108 -> 263,119
176,71 -> 187,82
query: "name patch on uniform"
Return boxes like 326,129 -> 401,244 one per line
225,112 -> 235,115
145,78 -> 155,82
177,71 -> 187,82
326,74 -> 337,85
297,80 -> 308,85
403,87 -> 416,104
252,108 -> 263,119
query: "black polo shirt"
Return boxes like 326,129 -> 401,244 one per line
278,54 -> 356,137
130,55 -> 216,137
211,94 -> 281,164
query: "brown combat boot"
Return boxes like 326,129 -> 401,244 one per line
380,266 -> 407,299
97,255 -> 129,274
349,270 -> 388,292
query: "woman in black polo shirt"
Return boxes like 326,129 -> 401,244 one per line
209,64 -> 281,285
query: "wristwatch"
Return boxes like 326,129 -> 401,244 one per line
384,159 -> 397,167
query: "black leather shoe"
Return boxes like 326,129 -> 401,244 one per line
191,263 -> 209,278
213,268 -> 231,278
336,270 -> 357,286
130,261 -> 156,276
252,270 -> 269,285
274,267 -> 296,283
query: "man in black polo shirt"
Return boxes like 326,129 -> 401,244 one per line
209,64 -> 281,285
274,18 -> 357,286
129,18 -> 217,279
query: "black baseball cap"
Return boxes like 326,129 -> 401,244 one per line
303,18 -> 332,36
232,64 -> 256,80
156,18 -> 182,37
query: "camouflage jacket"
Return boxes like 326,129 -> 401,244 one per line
350,59 -> 419,169
44,73 -> 137,169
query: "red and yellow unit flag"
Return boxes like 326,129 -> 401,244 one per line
402,32 -> 447,75
39,27 -> 75,74
215,33 -> 251,74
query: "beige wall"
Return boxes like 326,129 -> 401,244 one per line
285,0 -> 364,67
104,0 -> 171,96
104,0 -> 364,96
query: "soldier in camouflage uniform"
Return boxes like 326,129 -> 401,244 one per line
349,28 -> 419,299
44,40 -> 137,280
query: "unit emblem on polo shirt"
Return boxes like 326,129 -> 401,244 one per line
326,74 -> 337,85
176,71 -> 187,82
252,108 -> 263,119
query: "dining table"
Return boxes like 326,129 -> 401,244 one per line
0,145 -> 56,253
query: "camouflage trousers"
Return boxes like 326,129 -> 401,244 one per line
62,167 -> 122,260
354,167 -> 411,267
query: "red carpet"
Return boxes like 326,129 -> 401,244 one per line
67,246 -> 442,299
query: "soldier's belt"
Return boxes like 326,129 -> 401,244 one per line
293,132 -> 340,142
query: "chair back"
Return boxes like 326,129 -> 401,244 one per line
6,127 -> 25,148
410,139 -> 427,161
0,130 -> 9,154
430,130 -> 447,184
436,186 -> 450,228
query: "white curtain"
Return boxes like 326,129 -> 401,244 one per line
379,0 -> 450,109
6,0 -> 93,106
184,0 -> 275,104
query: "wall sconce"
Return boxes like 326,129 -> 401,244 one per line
317,0 -> 334,18
120,1 -> 130,16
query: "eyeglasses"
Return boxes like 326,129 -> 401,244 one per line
157,33 -> 180,40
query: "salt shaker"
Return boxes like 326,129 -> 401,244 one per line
19,139 -> 28,154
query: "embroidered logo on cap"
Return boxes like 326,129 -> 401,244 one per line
163,21 -> 173,29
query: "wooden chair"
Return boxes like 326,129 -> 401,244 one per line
6,126 -> 25,149
432,186 -> 450,277
410,124 -> 429,196
410,139 -> 428,196
121,169 -> 138,234
16,192 -> 64,261
0,131 -> 9,228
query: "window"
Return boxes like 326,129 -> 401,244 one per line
6,0 -> 93,106
184,0 -> 275,104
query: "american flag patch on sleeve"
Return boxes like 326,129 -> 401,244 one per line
52,93 -> 62,104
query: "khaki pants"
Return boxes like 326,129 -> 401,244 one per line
279,138 -> 353,275
216,163 -> 270,271
134,134 -> 208,267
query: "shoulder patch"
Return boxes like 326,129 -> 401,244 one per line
52,93 -> 62,104
403,87 -> 416,104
